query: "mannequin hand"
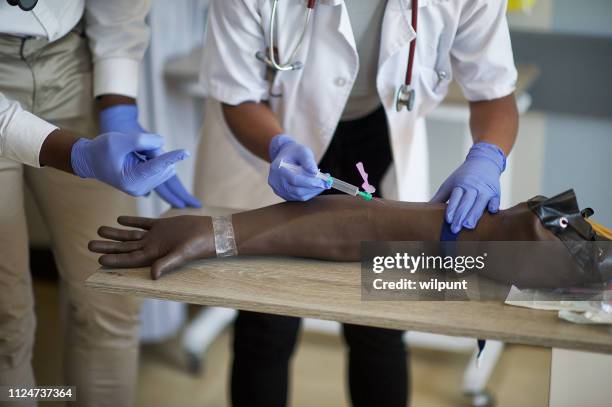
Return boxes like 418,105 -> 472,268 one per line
89,215 -> 215,280
99,104 -> 201,208
71,132 -> 189,196
268,134 -> 328,201
430,142 -> 506,233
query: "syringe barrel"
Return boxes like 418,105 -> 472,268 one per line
279,160 -> 303,174
279,160 -> 359,196
329,177 -> 359,196
280,160 -> 326,179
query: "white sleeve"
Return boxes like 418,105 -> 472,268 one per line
0,93 -> 57,167
200,0 -> 269,105
85,0 -> 152,98
451,0 -> 518,102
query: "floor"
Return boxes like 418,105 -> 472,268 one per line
31,279 -> 550,407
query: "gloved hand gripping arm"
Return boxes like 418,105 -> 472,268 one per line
431,94 -> 518,233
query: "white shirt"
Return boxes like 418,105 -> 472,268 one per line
198,0 -> 517,207
0,0 -> 151,167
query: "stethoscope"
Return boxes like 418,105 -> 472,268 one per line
6,0 -> 37,11
255,0 -> 420,112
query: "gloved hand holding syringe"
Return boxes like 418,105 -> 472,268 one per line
279,160 -> 373,201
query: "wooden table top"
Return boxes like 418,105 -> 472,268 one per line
86,206 -> 612,354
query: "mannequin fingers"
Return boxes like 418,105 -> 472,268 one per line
451,188 -> 477,234
445,187 -> 464,224
463,194 -> 490,229
97,226 -> 147,241
89,240 -> 143,254
151,250 -> 188,280
98,250 -> 151,268
117,216 -> 156,230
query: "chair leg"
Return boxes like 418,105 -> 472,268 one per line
462,340 -> 504,407
181,307 -> 237,374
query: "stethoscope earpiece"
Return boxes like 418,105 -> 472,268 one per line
396,85 -> 415,112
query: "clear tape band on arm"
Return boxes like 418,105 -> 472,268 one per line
212,215 -> 238,258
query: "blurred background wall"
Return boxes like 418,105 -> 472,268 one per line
510,0 -> 612,226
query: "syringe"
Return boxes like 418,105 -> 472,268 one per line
279,160 -> 372,201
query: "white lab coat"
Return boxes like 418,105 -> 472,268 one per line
196,0 -> 517,210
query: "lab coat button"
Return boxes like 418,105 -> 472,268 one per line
334,77 -> 347,87
437,70 -> 448,81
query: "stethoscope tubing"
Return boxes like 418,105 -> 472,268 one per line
257,0 -> 420,111
405,0 -> 418,87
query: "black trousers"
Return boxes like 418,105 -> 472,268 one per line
231,108 -> 409,407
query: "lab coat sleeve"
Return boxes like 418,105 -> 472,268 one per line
450,0 -> 518,102
0,92 -> 58,167
200,0 -> 269,105
85,0 -> 151,98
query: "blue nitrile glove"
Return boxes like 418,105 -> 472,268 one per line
268,134 -> 328,201
71,132 -> 189,197
99,104 -> 201,208
430,142 -> 506,234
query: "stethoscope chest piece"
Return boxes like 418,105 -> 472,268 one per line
395,84 -> 415,112
6,0 -> 38,11
256,0 -> 315,72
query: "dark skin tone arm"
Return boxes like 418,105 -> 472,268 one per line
221,102 -> 283,161
38,94 -> 136,172
469,93 -> 518,155
88,195 -> 570,287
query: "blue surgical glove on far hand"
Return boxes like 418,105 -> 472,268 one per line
268,134 -> 328,201
430,142 -> 506,234
71,132 -> 188,197
99,104 -> 201,208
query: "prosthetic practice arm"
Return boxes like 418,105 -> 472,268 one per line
89,191 -> 610,283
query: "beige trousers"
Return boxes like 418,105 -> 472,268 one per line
0,29 -> 141,407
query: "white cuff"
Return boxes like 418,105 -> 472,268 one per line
4,110 -> 58,168
203,80 -> 268,106
462,82 -> 517,102
93,58 -> 140,98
